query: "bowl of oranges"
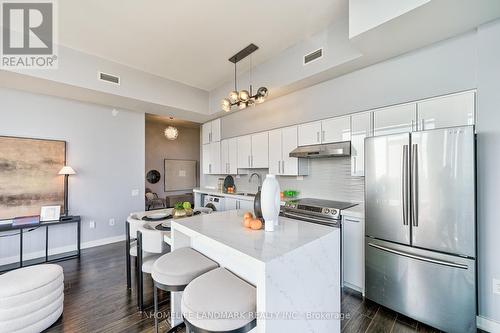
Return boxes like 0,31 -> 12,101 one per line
242,212 -> 263,230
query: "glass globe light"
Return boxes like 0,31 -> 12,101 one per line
229,90 -> 239,103
221,98 -> 231,112
164,126 -> 179,140
257,87 -> 268,99
238,102 -> 247,110
256,95 -> 265,104
239,90 -> 250,102
222,103 -> 231,112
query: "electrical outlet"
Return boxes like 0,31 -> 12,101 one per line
493,278 -> 500,295
109,218 -> 115,226
89,221 -> 96,229
131,189 -> 139,197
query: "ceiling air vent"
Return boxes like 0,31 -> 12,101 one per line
98,71 -> 120,85
304,48 -> 323,65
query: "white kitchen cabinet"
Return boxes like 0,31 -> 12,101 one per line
342,215 -> 364,293
350,112 -> 372,177
251,132 -> 269,168
225,197 -> 254,212
298,121 -> 322,146
269,126 -> 308,176
237,132 -> 269,169
417,90 -> 475,131
221,138 -> 238,174
202,118 -> 221,144
237,135 -> 252,169
373,103 -> 417,136
202,142 -> 221,174
268,129 -> 282,175
202,144 -> 210,174
321,116 -> 351,143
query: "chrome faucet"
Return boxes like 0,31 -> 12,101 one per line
249,173 -> 262,191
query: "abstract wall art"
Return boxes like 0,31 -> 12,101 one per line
0,136 -> 66,219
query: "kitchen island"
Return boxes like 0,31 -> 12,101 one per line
169,210 -> 341,333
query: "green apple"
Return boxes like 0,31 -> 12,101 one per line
183,202 -> 192,209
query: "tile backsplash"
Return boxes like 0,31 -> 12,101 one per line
201,157 -> 364,204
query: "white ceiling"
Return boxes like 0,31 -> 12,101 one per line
58,0 -> 347,91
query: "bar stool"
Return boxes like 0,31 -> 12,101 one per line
151,247 -> 219,333
137,222 -> 169,311
181,268 -> 256,333
126,214 -> 142,289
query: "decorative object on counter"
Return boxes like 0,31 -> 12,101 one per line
146,170 -> 161,184
223,175 -> 235,193
221,44 -> 268,112
142,211 -> 169,221
217,178 -> 224,192
242,212 -> 262,230
282,189 -> 299,198
58,165 -> 76,216
164,126 -> 179,140
261,174 -> 281,232
226,186 -> 235,193
172,202 -> 193,219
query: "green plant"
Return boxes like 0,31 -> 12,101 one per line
174,202 -> 184,210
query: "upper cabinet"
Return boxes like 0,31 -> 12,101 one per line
221,138 -> 238,175
322,116 -> 351,143
237,132 -> 269,169
202,142 -> 221,175
351,112 -> 372,177
373,103 -> 417,136
298,116 -> 351,146
417,91 -> 475,131
202,118 -> 221,144
269,126 -> 309,176
298,121 -> 322,146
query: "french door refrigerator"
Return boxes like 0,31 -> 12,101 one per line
365,125 -> 476,333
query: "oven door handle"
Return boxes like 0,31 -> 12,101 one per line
281,211 -> 340,226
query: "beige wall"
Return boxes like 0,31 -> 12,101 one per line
145,120 -> 200,197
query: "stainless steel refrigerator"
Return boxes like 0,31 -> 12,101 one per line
365,125 -> 476,333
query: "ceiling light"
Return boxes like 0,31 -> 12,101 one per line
164,126 -> 179,140
221,43 -> 269,112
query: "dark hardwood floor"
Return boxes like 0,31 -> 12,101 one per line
43,241 -> 483,333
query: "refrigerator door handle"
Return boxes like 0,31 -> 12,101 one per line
402,145 -> 409,225
367,242 -> 468,270
411,144 -> 419,227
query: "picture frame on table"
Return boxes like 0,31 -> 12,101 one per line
40,205 -> 61,222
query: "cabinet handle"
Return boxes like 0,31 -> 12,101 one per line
344,218 -> 360,223
282,160 -> 285,174
277,161 -> 280,174
420,119 -> 424,131
316,132 -> 320,143
353,156 -> 357,174
209,132 -> 212,142
322,131 -> 325,142
248,156 -> 250,167
209,163 -> 211,174
251,155 -> 254,167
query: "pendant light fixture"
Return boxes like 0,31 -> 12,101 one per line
221,44 -> 269,112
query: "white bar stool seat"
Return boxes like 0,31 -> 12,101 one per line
152,247 -> 218,288
181,267 -> 256,333
151,248 -> 218,333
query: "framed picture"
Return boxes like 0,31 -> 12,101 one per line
40,205 -> 61,222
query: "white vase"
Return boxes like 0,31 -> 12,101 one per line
261,174 -> 281,232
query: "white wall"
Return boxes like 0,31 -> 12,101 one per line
203,20 -> 500,325
0,88 -> 145,264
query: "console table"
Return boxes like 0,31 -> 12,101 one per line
0,216 -> 81,272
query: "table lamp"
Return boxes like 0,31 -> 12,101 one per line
58,166 -> 76,216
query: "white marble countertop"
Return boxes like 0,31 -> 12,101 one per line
193,187 -> 256,201
171,210 -> 339,263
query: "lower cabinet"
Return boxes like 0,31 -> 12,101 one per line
342,215 -> 364,293
225,197 -> 254,212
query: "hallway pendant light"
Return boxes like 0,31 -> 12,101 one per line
220,43 -> 268,112
164,126 -> 179,140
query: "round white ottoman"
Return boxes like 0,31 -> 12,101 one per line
0,264 -> 64,333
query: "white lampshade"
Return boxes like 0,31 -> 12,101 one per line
58,166 -> 76,175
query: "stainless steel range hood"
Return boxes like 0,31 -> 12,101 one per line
289,141 -> 351,158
